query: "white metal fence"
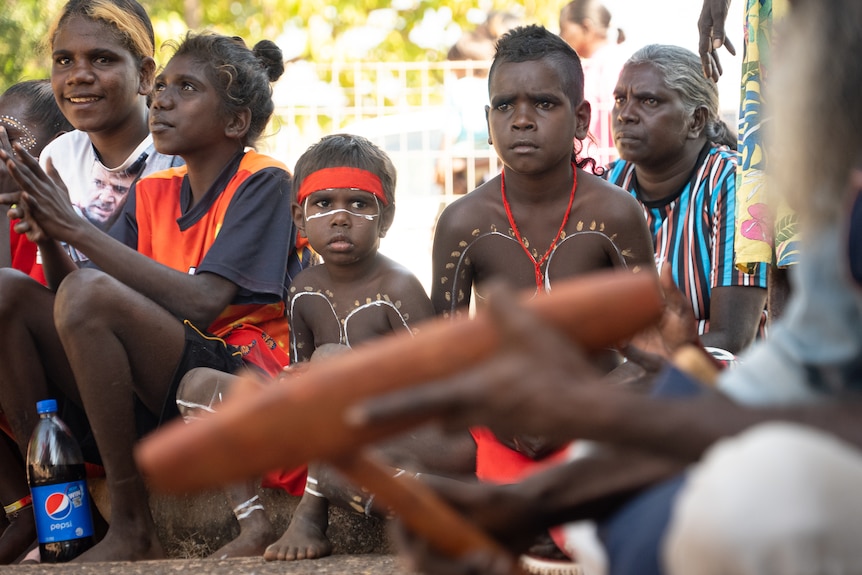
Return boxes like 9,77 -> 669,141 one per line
266,60 -> 502,198
263,59 -> 617,289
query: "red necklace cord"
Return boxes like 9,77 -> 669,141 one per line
501,162 -> 577,290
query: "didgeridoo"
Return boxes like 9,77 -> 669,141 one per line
137,269 -> 662,491
135,270 -> 662,565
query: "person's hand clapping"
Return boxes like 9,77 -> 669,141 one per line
623,263 -> 700,374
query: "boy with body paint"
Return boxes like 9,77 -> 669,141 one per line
427,24 -> 656,565
431,24 -> 654,480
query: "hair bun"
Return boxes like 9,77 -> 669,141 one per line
253,40 -> 285,82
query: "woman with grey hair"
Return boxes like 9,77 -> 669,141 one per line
604,43 -> 766,359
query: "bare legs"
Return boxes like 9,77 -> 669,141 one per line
176,368 -> 276,558
767,266 -> 791,325
0,269 -> 77,563
0,432 -> 34,564
264,464 -> 332,561
53,269 -> 184,562
265,423 -> 477,561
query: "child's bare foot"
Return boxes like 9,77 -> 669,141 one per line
263,494 -> 330,561
210,510 -> 276,559
74,524 -> 165,563
0,511 -> 36,564
263,515 -> 331,561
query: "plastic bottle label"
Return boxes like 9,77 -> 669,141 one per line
31,481 -> 94,542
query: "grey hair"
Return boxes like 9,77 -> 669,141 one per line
625,44 -> 735,149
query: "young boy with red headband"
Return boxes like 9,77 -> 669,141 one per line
265,133 -> 476,562
177,133 -> 475,561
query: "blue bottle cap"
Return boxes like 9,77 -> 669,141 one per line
36,399 -> 58,414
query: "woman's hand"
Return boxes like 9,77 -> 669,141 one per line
624,263 -> 700,374
697,0 -> 736,81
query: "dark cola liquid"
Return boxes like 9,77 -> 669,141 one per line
28,408 -> 96,564
40,535 -> 95,563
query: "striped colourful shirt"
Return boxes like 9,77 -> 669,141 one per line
604,144 -> 767,335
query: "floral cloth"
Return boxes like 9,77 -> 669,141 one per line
735,0 -> 798,271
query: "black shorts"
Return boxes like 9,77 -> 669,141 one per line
144,320 -> 245,433
61,320 -> 244,464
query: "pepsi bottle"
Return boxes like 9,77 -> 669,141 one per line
26,399 -> 95,562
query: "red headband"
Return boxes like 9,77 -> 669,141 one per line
296,167 -> 389,206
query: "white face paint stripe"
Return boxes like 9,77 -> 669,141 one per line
303,196 -> 381,221
232,496 -> 265,520
305,485 -> 324,498
235,504 -> 265,520
305,208 -> 378,221
176,399 -> 218,414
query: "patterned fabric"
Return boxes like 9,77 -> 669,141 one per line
605,144 -> 767,335
39,130 -> 183,265
735,0 -> 798,271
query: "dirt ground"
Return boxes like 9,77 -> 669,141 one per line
2,554 -> 411,574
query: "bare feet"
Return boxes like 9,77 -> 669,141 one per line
74,524 -> 165,563
263,494 -> 331,561
0,511 -> 36,564
210,509 -> 276,559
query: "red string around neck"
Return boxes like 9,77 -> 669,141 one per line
501,163 -> 577,290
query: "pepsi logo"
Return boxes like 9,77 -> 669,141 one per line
44,492 -> 72,521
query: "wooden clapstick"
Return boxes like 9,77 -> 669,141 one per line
136,269 -> 663,492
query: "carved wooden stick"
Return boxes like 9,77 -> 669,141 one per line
136,270 -> 663,491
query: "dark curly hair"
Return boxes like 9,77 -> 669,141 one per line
167,32 -> 285,149
489,25 -> 601,174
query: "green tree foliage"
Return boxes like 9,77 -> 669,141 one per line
1,0 -> 559,93
0,0 -> 64,91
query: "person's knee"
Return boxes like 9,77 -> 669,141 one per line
664,423 -> 862,574
0,268 -> 41,319
53,268 -> 115,334
175,367 -> 235,420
